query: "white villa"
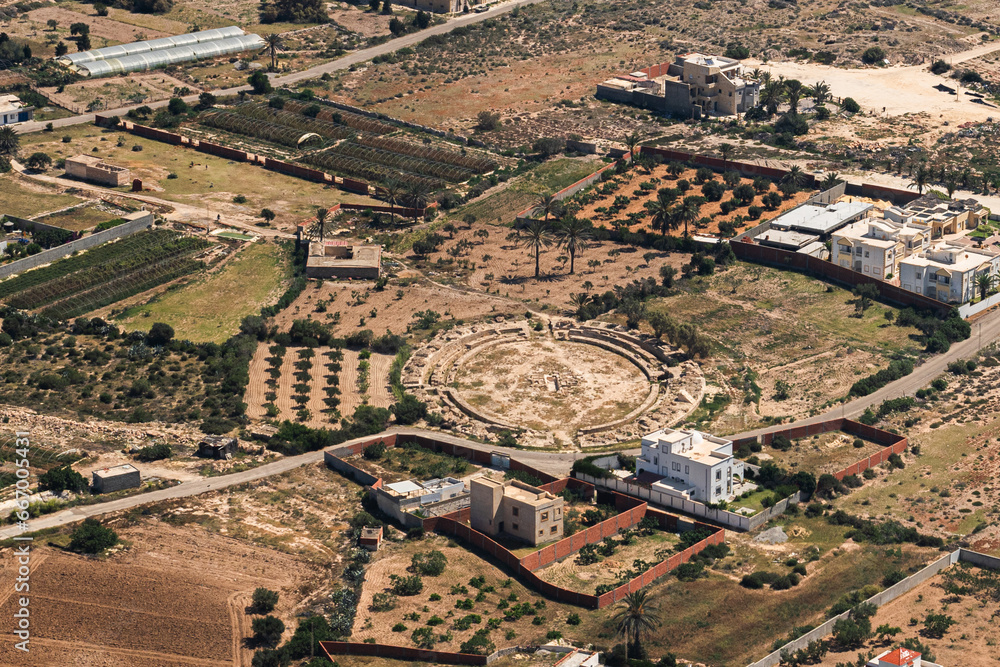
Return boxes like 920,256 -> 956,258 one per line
831,219 -> 930,280
899,242 -> 999,303
636,428 -> 744,504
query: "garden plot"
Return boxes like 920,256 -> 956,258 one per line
42,73 -> 195,114
572,162 -> 812,239
753,431 -> 889,476
352,535 -> 582,654
344,440 -> 479,484
32,202 -> 130,232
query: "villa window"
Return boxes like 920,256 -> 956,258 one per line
864,251 -> 870,258
512,523 -> 519,531
715,487 -> 722,496
653,457 -> 658,466
839,244 -> 851,254
541,512 -> 549,522
539,530 -> 544,537
673,462 -> 681,471
685,465 -> 689,474
512,507 -> 519,517
551,526 -> 558,534
715,470 -> 721,481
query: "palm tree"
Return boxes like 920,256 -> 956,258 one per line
534,194 -> 556,224
750,67 -> 763,81
622,132 -> 640,166
309,206 -> 329,243
555,215 -> 592,274
759,71 -> 772,86
910,164 -> 930,195
647,191 -> 677,237
612,590 -> 661,660
405,181 -> 430,224
821,172 -> 842,190
719,143 -> 734,172
760,80 -> 784,117
380,179 -> 403,224
943,171 -> 961,199
784,79 -> 804,114
516,220 -> 554,279
260,33 -> 284,71
811,80 -> 831,106
783,165 -> 806,190
0,126 -> 19,157
976,273 -> 995,301
677,196 -> 701,238
569,292 -> 590,310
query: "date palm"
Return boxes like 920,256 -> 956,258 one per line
260,33 -> 284,71
976,273 -> 995,302
623,132 -> 640,165
0,126 -> 19,157
613,590 -> 661,660
534,194 -> 556,223
309,206 -> 329,243
784,79 -> 804,114
677,196 -> 701,238
760,80 -> 784,117
379,179 -> 403,224
943,171 -> 961,199
515,219 -> 553,279
910,164 -> 930,195
719,143 -> 734,172
810,80 -> 831,106
783,165 -> 806,189
555,215 -> 592,274
821,172 -> 842,190
404,181 -> 430,224
647,191 -> 677,237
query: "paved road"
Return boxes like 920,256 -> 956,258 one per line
1,428 -> 577,539
14,0 -> 543,135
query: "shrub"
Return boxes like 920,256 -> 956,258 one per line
842,97 -> 861,113
390,574 -> 423,596
567,612 -> 581,625
252,616 -> 285,647
392,622 -> 407,632
135,443 -> 171,461
362,442 -> 386,460
39,465 -> 88,493
411,550 -> 447,576
251,587 -> 279,613
69,518 -> 118,554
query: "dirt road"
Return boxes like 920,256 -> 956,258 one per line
13,0 -> 547,135
11,160 -> 296,240
0,428 -> 579,539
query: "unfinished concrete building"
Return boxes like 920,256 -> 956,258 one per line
470,477 -> 564,546
65,155 -> 131,187
92,464 -> 141,493
597,53 -> 759,118
305,240 -> 381,280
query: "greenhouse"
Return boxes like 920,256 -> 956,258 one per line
56,27 -> 264,77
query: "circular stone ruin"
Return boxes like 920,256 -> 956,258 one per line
402,319 -> 706,448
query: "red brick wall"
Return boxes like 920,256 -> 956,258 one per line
197,141 -> 250,162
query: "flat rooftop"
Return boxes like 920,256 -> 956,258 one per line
93,464 -> 138,479
644,428 -> 732,464
756,229 -> 819,249
307,241 -> 381,269
772,201 -> 874,235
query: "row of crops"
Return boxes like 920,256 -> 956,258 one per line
0,230 -> 211,321
195,100 -> 497,191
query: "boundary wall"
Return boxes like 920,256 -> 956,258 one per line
0,211 -> 154,280
731,239 -> 951,315
321,430 -> 724,610
734,418 -> 908,482
97,116 -> 387,199
745,548 -> 1000,667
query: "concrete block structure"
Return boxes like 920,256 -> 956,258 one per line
197,436 -> 238,459
597,53 -> 759,118
769,201 -> 874,238
375,477 -> 467,524
635,428 -> 745,504
305,240 -> 381,280
359,526 -> 383,551
470,477 -> 564,546
92,464 -> 141,493
65,155 -> 131,187
0,94 -> 33,126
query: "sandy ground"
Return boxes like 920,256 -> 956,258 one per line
749,40 -> 1000,127
0,521 -> 313,666
813,565 -> 998,667
453,337 -> 649,438
42,73 -> 196,114
26,7 -> 170,44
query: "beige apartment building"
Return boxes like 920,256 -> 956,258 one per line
470,477 -> 564,546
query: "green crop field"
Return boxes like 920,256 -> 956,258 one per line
116,240 -> 289,343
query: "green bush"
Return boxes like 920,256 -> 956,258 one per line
251,587 -> 279,613
69,518 -> 118,554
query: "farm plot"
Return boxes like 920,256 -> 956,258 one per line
755,431 -> 889,476
32,203 -> 130,232
571,162 -> 812,239
1,230 -> 212,321
337,348 -> 395,415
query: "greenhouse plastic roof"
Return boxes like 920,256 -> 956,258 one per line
56,27 -> 263,77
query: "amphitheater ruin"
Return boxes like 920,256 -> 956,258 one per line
402,320 -> 705,447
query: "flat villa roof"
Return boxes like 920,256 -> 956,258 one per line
756,229 -> 819,248
772,201 -> 874,235
93,464 -> 137,478
385,480 -> 422,495
645,428 -> 732,464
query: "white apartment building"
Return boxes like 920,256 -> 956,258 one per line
831,220 -> 930,281
636,428 -> 744,504
899,242 -> 999,303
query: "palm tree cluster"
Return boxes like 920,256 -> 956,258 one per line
756,76 -> 831,118
644,187 -> 703,238
513,195 -> 594,278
